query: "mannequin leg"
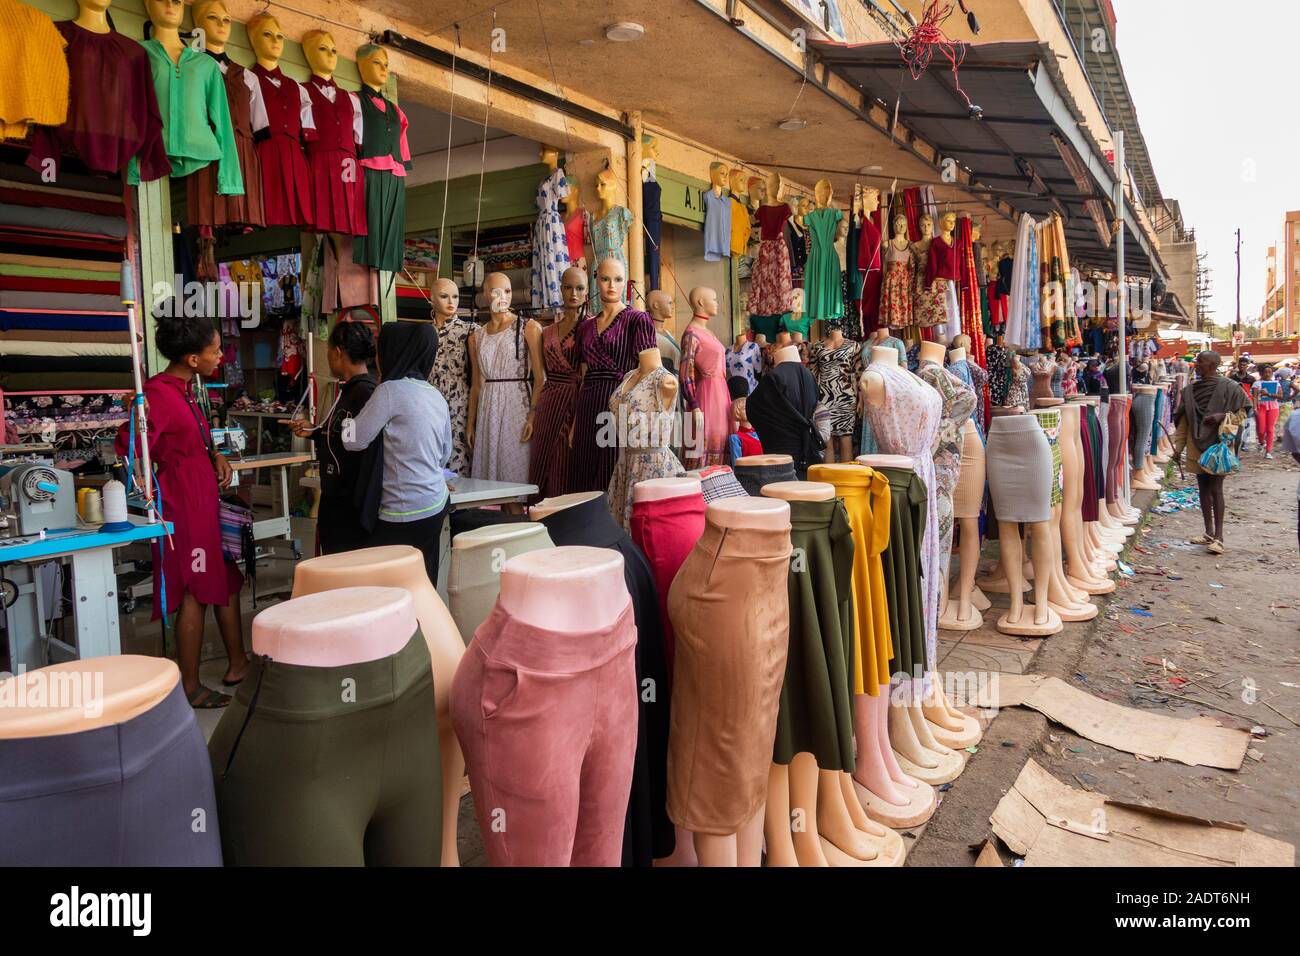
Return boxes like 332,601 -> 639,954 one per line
816,768 -> 878,861
891,693 -> 964,784
737,804 -> 766,868
851,693 -> 907,803
440,732 -> 465,867
788,753 -> 829,866
998,521 -> 1063,635
694,832 -> 737,867
940,517 -> 983,631
876,689 -> 917,786
907,694 -> 964,759
888,694 -> 939,768
851,688 -> 937,828
838,771 -> 885,836
762,764 -> 799,867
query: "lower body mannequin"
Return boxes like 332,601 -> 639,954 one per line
366,506 -> 450,589
941,421 -> 984,631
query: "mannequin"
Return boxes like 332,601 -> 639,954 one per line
301,29 -> 365,235
607,347 -> 683,529
74,0 -> 111,32
1057,402 -> 1116,594
856,187 -> 884,334
760,480 -> 906,868
1028,404 -> 1099,622
680,287 -> 730,466
939,415 -> 985,632
0,657 -> 221,865
427,277 -> 473,476
642,135 -> 663,291
530,144 -> 571,310
591,169 -> 633,304
927,211 -> 962,340
811,326 -> 860,463
1006,351 -> 1032,411
1131,384 -> 1161,490
453,547 -> 638,867
1031,351 -> 1058,406
748,171 -> 795,338
291,547 -> 466,865
727,331 -> 762,395
529,266 -> 586,498
248,13 -> 315,227
879,213 -> 916,333
984,411 -> 1064,636
647,289 -> 680,370
729,167 -> 752,258
911,215 -> 946,329
804,178 -> 844,326
211,588 -> 441,865
733,452 -> 795,495
468,273 -> 542,493
352,44 -> 411,272
668,497 -> 790,867
702,162 -> 732,263
448,523 -> 555,641
563,175 -> 590,270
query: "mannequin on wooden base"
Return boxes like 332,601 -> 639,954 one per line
1027,404 -> 1098,623
1057,402 -> 1117,594
292,546 -> 466,866
939,418 -> 985,632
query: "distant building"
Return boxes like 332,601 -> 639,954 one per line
1259,212 -> 1300,337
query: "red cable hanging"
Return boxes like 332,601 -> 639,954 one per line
895,1 -> 975,109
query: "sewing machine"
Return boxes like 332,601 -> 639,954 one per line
0,460 -> 77,537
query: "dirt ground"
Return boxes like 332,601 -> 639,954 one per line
910,445 -> 1300,864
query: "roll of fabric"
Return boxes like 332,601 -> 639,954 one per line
0,187 -> 122,217
0,263 -> 123,281
986,413 -> 1052,523
0,328 -> 128,344
0,308 -> 128,332
0,229 -> 122,255
696,465 -> 749,502
0,371 -> 131,390
0,275 -> 119,295
734,459 -> 796,496
878,465 -> 928,682
0,339 -> 131,357
0,292 -> 124,312
0,354 -> 131,372
0,251 -> 119,271
0,202 -> 127,239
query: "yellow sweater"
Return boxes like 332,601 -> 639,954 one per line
0,0 -> 69,141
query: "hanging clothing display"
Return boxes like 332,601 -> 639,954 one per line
857,211 -> 883,335
27,21 -> 170,182
530,166 -> 570,310
725,340 -> 762,394
773,497 -> 856,770
810,338 -> 861,438
878,465 -> 928,682
729,193 -> 751,258
680,324 -> 731,466
803,206 -> 844,323
303,75 -> 366,235
747,203 -> 794,318
572,307 -> 657,492
471,320 -> 531,484
630,490 -> 705,677
1006,213 -> 1036,348
607,365 -> 685,529
353,88 -> 411,272
251,64 -> 316,228
591,205 -> 633,305
955,217 -> 986,369
565,208 -> 590,268
187,51 -> 267,228
918,358 -> 978,598
538,494 -> 674,866
529,320 -> 581,499
430,315 -> 474,476
746,360 -> 821,478
926,234 -> 962,340
911,236 -> 945,329
0,0 -> 68,142
643,174 -> 662,291
879,239 -> 915,332
702,188 -> 731,262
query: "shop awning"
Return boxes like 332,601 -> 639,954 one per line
808,39 -> 1166,281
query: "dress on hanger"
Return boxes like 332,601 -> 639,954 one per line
857,213 -> 884,335
529,320 -> 582,499
353,89 -> 411,272
747,203 -> 795,323
926,235 -> 962,341
879,240 -> 915,332
810,338 -> 861,438
471,320 -> 531,483
572,307 -> 656,492
591,205 -> 633,305
911,237 -> 946,328
725,341 -> 762,394
530,167 -> 571,310
729,194 -> 751,258
565,208 -> 590,267
187,51 -> 267,228
250,63 -> 316,227
803,207 -> 844,323
606,365 -> 685,529
702,189 -> 730,262
303,75 -> 365,235
430,316 -> 473,476
680,325 -> 731,467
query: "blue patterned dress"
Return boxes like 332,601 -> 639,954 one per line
530,167 -> 571,309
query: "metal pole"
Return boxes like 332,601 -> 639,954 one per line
1234,228 -> 1242,364
1115,130 -> 1126,393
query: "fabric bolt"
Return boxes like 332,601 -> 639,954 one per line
429,316 -> 474,476
0,189 -> 119,218
531,167 -> 571,309
807,464 -> 894,696
27,21 -> 169,181
734,459 -> 796,496
572,308 -> 656,492
471,320 -> 532,484
0,251 -> 115,271
0,328 -> 126,344
986,413 -> 1052,522
209,631 -> 440,866
303,75 -> 366,235
606,365 -> 685,528
773,497 -> 857,769
0,353 -> 128,373
746,360 -> 822,478
590,206 -> 633,305
538,495 -> 673,865
452,600 -> 637,866
863,361 -> 943,677
0,678 -> 220,866
697,464 -> 749,502
725,341 -> 762,394
643,178 -> 662,290
877,466 -> 927,681
0,203 -> 126,240
804,207 -> 844,322
529,320 -> 582,497
702,189 -> 731,262
667,516 -> 791,834
250,64 -> 315,227
748,204 -> 795,316
630,491 -> 706,677
1,371 -> 129,391
187,52 -> 266,228
1032,408 -> 1064,507
447,526 -> 555,646
115,373 -> 241,620
680,325 -> 731,466
0,339 -> 129,358
0,231 -> 122,257
1130,389 -> 1155,472
128,42 -> 241,192
810,339 -> 862,437
0,263 -> 126,282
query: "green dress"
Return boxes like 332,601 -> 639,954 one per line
804,207 -> 844,323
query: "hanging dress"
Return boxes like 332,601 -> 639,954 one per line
607,365 -> 685,529
429,315 -> 474,476
471,319 -> 531,483
530,166 -> 570,310
303,75 -> 366,236
810,339 -> 861,438
879,240 -> 915,333
572,307 -> 656,491
926,235 -> 962,341
529,319 -> 582,498
911,237 -> 947,329
353,89 -> 411,272
643,174 -> 663,290
250,63 -> 315,227
803,207 -> 844,323
590,205 -> 633,306
680,324 -> 731,467
747,203 -> 795,329
188,51 -> 266,228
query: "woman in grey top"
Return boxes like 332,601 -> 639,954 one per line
344,321 -> 453,584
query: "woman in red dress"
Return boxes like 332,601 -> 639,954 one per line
116,315 -> 248,708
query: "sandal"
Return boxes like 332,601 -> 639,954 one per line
1206,539 -> 1225,555
1188,534 -> 1212,545
188,685 -> 231,709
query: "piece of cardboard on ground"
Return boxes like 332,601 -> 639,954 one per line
990,759 -> 1294,867
973,839 -> 1003,867
996,673 -> 1248,770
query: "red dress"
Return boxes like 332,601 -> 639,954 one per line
303,76 -> 367,235
115,373 -> 242,619
251,64 -> 316,227
857,215 -> 884,333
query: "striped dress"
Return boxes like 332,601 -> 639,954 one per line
529,319 -> 583,498
572,307 -> 656,492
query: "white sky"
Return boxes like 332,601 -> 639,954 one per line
1110,0 -> 1299,327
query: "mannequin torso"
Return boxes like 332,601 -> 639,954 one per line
253,587 -> 416,666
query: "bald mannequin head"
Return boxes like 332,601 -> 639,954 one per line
560,266 -> 588,311
688,286 -> 718,318
596,257 -> 626,305
646,289 -> 674,325
431,277 -> 459,321
483,272 -> 512,315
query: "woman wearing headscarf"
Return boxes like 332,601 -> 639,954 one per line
343,321 -> 453,583
1173,350 -> 1248,555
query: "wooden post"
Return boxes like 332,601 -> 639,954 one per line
626,110 -> 645,307
135,176 -> 174,378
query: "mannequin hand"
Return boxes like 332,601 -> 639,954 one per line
521,413 -> 534,443
214,453 -> 233,490
466,422 -> 475,450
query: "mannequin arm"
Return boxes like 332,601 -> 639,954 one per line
522,320 -> 544,442
465,331 -> 481,450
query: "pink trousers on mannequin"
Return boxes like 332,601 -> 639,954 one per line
1106,398 -> 1127,504
450,602 -> 639,866
630,492 -> 706,676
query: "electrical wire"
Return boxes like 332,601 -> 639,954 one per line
470,12 -> 497,264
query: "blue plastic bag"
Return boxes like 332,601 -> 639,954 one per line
1198,440 -> 1240,476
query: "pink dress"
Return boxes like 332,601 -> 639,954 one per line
680,324 -> 732,466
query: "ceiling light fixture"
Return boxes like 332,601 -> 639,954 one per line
605,22 -> 645,42
859,164 -> 883,174
778,117 -> 808,131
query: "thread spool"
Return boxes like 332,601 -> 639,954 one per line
100,480 -> 131,532
77,487 -> 94,519
82,489 -> 104,524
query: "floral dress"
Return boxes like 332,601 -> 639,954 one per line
429,315 -> 474,475
918,359 -> 978,604
606,365 -> 685,529
1005,361 -> 1032,411
531,167 -> 571,310
471,320 -> 531,483
591,205 -> 633,306
726,341 -> 763,394
810,339 -> 861,437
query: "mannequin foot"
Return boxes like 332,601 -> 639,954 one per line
852,776 -> 936,828
938,598 -> 983,631
998,602 -> 1063,636
971,586 -> 992,611
1048,599 -> 1099,622
921,696 -> 965,733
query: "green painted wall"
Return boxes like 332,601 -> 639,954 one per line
657,168 -> 711,228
